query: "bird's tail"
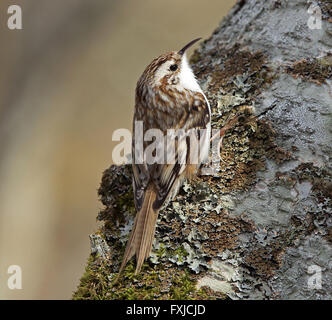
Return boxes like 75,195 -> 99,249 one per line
118,188 -> 158,276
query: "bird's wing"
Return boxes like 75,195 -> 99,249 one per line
132,91 -> 210,211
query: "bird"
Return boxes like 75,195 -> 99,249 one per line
118,38 -> 211,276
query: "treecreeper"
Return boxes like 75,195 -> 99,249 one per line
117,38 -> 211,276
117,38 -> 239,277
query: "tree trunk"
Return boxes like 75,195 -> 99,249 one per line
73,0 -> 332,300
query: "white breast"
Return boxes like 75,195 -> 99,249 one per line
179,54 -> 203,93
180,54 -> 211,115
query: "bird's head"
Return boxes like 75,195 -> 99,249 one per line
138,38 -> 202,93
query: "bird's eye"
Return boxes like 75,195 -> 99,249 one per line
170,64 -> 178,71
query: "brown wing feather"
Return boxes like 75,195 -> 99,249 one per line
133,91 -> 210,210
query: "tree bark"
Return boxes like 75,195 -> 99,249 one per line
73,0 -> 332,300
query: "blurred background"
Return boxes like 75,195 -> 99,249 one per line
0,0 -> 235,299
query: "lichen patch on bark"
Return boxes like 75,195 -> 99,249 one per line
286,56 -> 332,85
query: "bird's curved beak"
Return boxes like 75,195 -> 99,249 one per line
178,38 -> 202,56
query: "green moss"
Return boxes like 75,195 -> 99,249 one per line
173,246 -> 189,263
169,271 -> 203,300
155,243 -> 167,258
154,244 -> 189,263
73,254 -> 111,300
114,188 -> 136,215
73,252 -> 214,300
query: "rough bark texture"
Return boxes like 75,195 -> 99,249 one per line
73,0 -> 332,300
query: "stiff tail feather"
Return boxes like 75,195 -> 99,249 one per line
117,188 -> 158,277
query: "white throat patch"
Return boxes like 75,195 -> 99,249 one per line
179,54 -> 202,93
